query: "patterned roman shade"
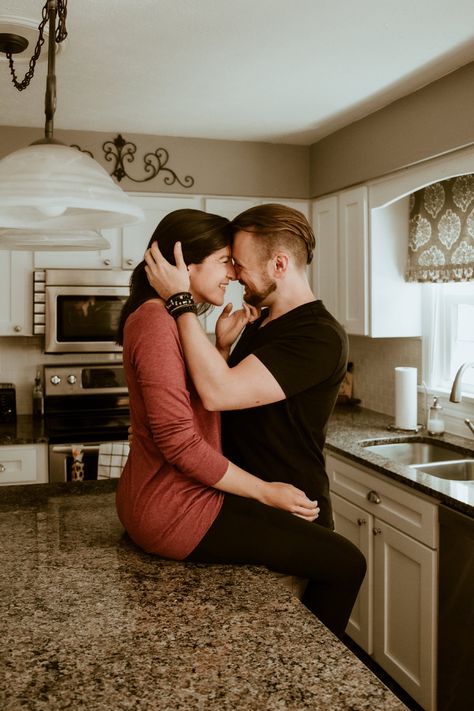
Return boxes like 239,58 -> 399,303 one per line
406,174 -> 474,282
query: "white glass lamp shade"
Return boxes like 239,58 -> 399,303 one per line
0,144 -> 144,230
0,228 -> 110,251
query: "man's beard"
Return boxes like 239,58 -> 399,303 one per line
243,278 -> 277,307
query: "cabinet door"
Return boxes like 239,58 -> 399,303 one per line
312,196 -> 338,315
337,186 -> 368,335
33,232 -> 121,269
332,492 -> 373,652
121,195 -> 203,270
0,251 -> 33,336
373,519 -> 436,711
0,444 -> 48,485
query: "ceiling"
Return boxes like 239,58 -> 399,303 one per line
1,0 -> 474,146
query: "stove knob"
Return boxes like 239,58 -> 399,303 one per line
67,375 -> 77,385
50,375 -> 61,385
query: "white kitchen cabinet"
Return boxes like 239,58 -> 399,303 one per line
32,231 -> 122,270
312,187 -> 421,337
0,443 -> 48,486
120,194 -> 203,270
327,453 -> 437,711
338,187 -> 369,334
0,250 -> 34,336
312,195 -> 338,315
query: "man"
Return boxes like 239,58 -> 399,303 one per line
144,203 -> 348,530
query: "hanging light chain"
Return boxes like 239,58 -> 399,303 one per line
6,0 -> 68,92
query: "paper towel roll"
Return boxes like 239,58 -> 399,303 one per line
394,367 -> 418,430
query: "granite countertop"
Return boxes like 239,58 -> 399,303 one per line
0,481 -> 408,711
327,406 -> 474,517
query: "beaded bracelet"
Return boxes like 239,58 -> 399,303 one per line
168,304 -> 198,319
165,292 -> 197,319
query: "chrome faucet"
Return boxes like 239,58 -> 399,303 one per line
449,362 -> 474,403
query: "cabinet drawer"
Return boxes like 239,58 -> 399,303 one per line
327,453 -> 438,548
0,444 -> 48,486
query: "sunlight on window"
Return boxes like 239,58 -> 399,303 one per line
453,303 -> 474,387
423,282 -> 474,395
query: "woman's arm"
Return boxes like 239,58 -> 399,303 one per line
214,461 -> 319,521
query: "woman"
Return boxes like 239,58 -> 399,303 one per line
116,209 -> 365,638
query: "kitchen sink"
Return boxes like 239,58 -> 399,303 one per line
412,460 -> 474,481
360,438 -> 474,481
361,440 -> 466,465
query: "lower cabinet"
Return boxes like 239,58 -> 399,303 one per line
0,444 -> 48,486
327,453 -> 438,711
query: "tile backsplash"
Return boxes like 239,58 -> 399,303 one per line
347,335 -> 423,418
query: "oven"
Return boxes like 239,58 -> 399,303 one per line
44,364 -> 130,482
36,269 -> 130,354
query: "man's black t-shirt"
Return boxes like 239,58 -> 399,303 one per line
221,300 -> 348,529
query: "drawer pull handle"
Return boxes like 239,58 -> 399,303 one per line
0,464 -> 6,472
373,527 -> 382,536
357,518 -> 366,526
367,490 -> 381,504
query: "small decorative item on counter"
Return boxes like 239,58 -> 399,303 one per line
336,362 -> 361,407
427,396 -> 445,435
32,369 -> 44,418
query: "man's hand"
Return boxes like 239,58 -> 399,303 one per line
215,302 -> 259,356
144,241 -> 190,299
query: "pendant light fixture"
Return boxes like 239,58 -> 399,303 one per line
0,0 -> 143,251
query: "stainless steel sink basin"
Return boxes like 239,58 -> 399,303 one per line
361,438 -> 474,481
412,460 -> 474,481
362,440 -> 466,465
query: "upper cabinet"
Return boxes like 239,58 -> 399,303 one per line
0,251 -> 33,336
120,195 -> 203,270
312,185 -> 421,337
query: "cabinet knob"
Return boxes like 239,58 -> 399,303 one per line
103,258 -> 112,266
373,527 -> 382,536
357,518 -> 367,526
126,258 -> 134,266
50,375 -> 61,385
14,325 -> 22,332
367,490 -> 381,504
0,464 -> 6,473
67,375 -> 77,385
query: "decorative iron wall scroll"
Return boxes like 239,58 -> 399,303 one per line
71,134 -> 195,188
406,174 -> 474,282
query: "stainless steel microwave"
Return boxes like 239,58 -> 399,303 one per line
36,269 -> 130,354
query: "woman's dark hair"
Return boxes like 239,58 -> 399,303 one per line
117,209 -> 232,344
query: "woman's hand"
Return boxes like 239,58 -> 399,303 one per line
261,482 -> 320,522
215,302 -> 259,355
144,241 -> 190,299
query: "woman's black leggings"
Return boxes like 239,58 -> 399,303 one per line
186,493 -> 366,639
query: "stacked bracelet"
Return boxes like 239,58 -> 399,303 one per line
165,292 -> 198,319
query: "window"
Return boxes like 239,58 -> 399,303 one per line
422,282 -> 474,396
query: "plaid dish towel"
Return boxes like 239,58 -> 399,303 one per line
97,441 -> 130,479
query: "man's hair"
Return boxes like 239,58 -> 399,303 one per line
231,203 -> 315,267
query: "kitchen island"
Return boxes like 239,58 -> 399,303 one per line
0,480 -> 407,711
